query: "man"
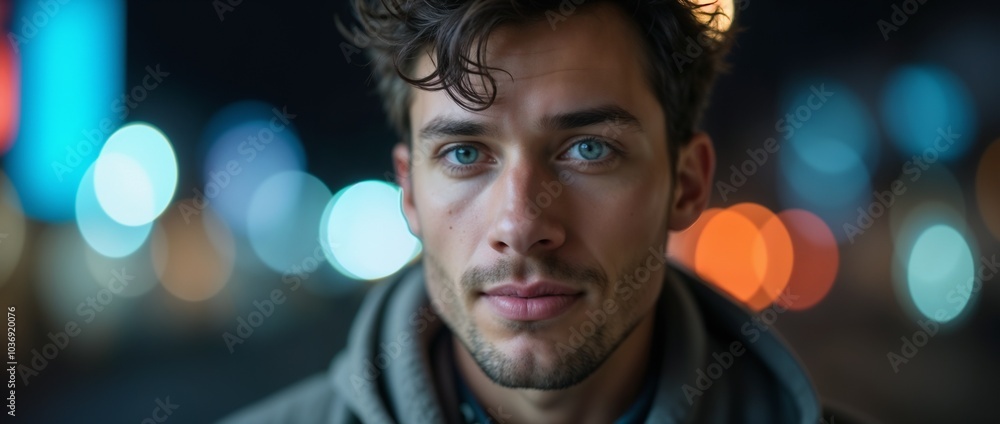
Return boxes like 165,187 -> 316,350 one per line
222,1 -> 827,422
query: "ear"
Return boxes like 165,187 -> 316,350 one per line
668,131 -> 715,231
393,142 -> 421,237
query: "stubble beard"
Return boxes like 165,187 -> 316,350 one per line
423,248 -> 657,390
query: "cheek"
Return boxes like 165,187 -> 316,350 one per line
626,280 -> 663,322
607,255 -> 666,325
569,174 -> 671,258
424,252 -> 465,320
617,181 -> 671,242
415,180 -> 486,257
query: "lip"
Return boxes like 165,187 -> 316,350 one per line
481,282 -> 582,322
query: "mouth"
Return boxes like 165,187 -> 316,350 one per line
480,282 -> 583,322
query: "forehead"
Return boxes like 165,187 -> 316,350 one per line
408,3 -> 660,138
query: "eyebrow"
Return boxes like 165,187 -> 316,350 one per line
417,104 -> 644,142
539,105 -> 643,134
419,117 -> 498,141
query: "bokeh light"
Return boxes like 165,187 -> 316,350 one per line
681,204 -> 838,311
667,207 -> 722,269
887,165 -> 966,245
881,65 -> 977,161
200,101 -> 305,236
694,208 -> 762,304
976,139 -> 1000,241
0,171 -> 26,288
774,209 -> 839,311
891,201 -> 968,269
730,203 -> 794,311
905,225 -> 976,323
76,163 -> 152,258
320,180 -> 422,281
779,140 -> 870,241
35,225 -> 131,329
84,244 -> 159,298
94,123 -> 177,226
891,201 -> 976,325
777,81 -> 874,235
0,37 -> 18,153
151,199 -> 236,302
780,81 -> 880,169
247,171 -> 331,273
3,0 -> 124,222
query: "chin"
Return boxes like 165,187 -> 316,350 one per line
461,319 -> 612,390
476,341 -> 602,391
495,332 -> 563,360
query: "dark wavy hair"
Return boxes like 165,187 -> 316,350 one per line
338,0 -> 735,153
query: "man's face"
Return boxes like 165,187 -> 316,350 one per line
395,4 -> 706,389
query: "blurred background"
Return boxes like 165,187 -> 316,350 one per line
0,0 -> 998,422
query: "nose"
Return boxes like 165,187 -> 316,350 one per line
486,161 -> 567,256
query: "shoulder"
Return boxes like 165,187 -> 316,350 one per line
666,263 -> 823,423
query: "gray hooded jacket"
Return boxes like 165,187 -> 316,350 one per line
219,262 -> 822,423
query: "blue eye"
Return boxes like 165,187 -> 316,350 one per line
448,146 -> 479,164
571,139 -> 609,161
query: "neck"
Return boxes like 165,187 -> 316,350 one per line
453,311 -> 656,424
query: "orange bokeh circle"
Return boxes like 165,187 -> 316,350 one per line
774,209 -> 839,311
668,207 -> 722,270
